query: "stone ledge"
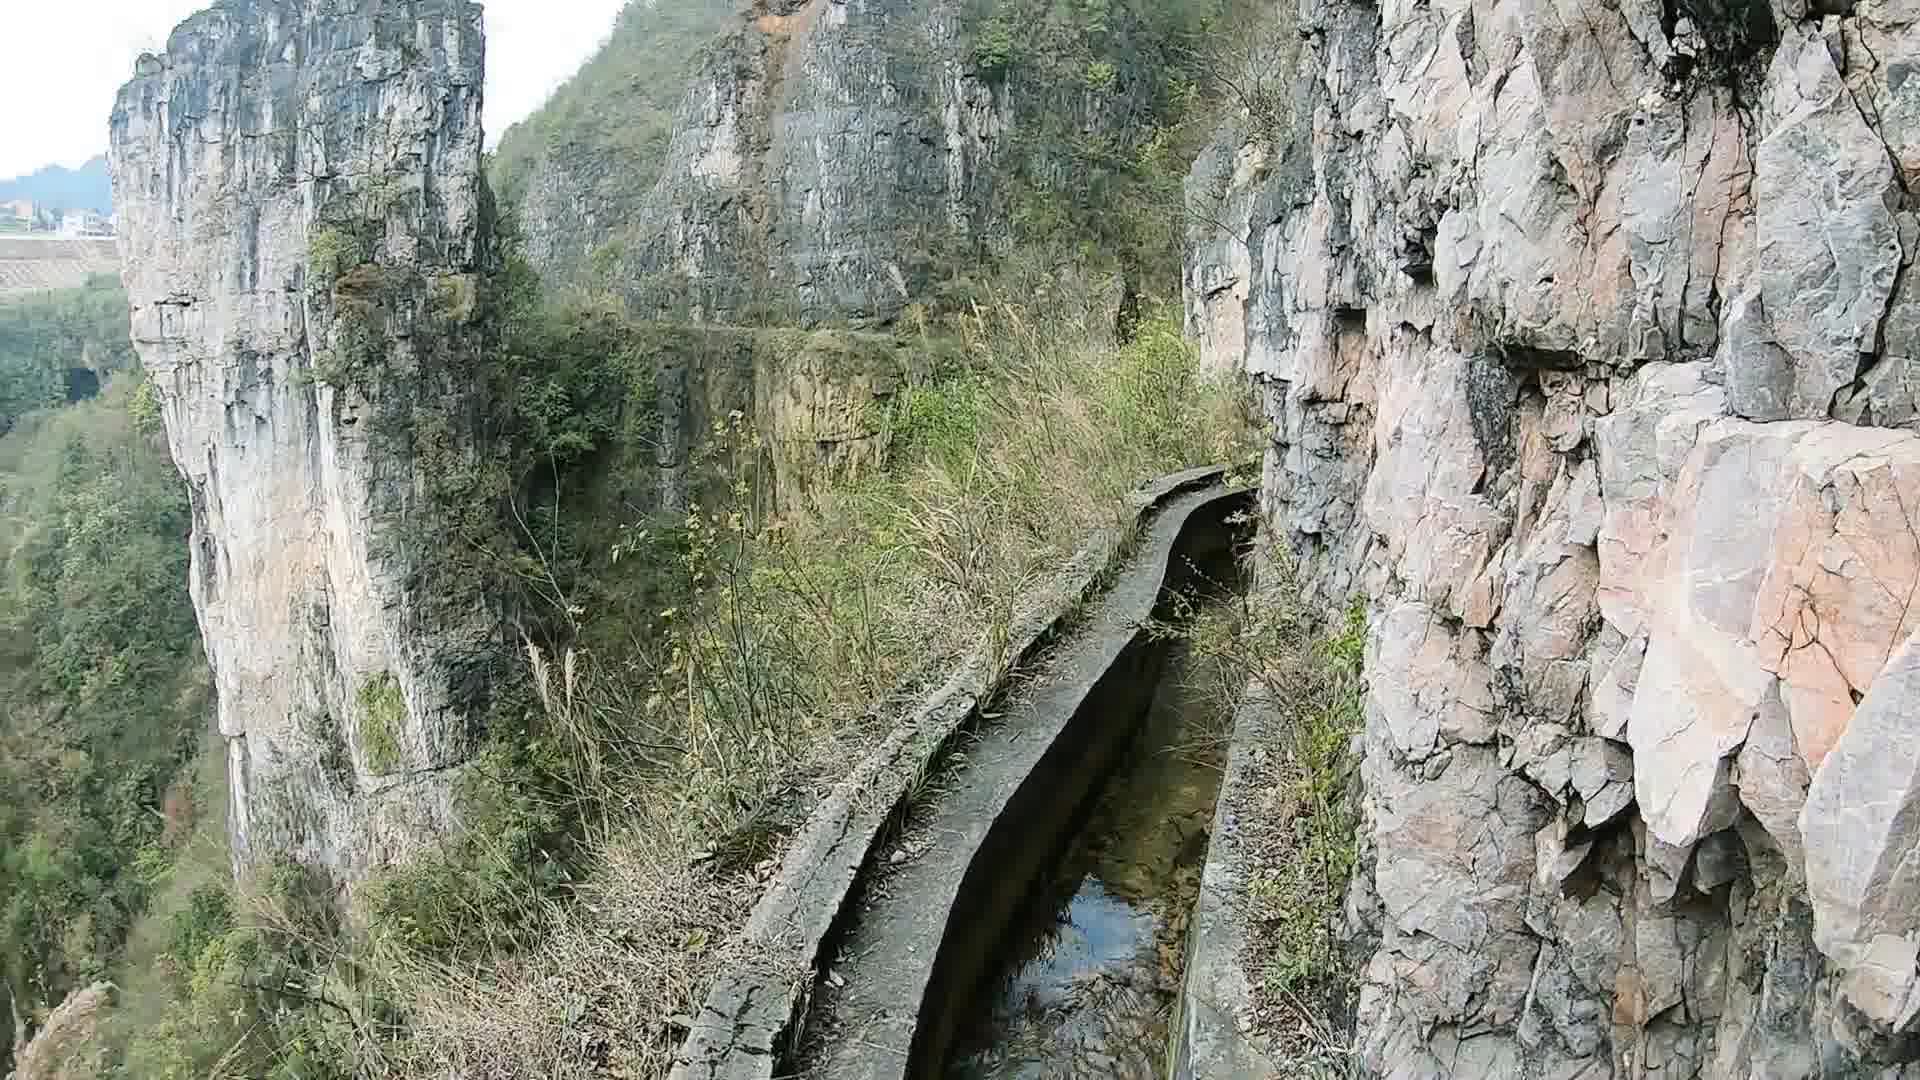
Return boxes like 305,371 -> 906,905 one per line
1172,684 -> 1288,1080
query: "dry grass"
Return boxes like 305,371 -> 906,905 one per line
13,983 -> 113,1080
358,291 -> 1259,1077
391,813 -> 757,1080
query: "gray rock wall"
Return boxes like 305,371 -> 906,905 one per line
1188,0 -> 1920,1072
615,0 -> 1009,327
515,0 -> 1179,329
110,0 -> 498,885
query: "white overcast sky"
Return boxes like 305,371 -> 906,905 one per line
0,0 -> 628,180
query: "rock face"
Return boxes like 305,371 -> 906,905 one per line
110,0 -> 499,883
623,0 -> 1008,326
515,0 -> 1185,330
1189,0 -> 1920,1071
498,0 -> 999,327
641,324 -> 915,515
533,0 -> 1006,328
491,0 -> 734,287
11,982 -> 112,1080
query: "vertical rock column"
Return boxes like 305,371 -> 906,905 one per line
110,0 -> 497,884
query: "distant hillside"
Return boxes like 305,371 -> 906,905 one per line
0,156 -> 113,214
0,236 -> 119,298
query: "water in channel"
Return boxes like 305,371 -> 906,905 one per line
946,633 -> 1228,1080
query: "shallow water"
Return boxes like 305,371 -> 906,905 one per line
947,638 -> 1225,1080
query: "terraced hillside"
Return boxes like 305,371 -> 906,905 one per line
0,236 -> 119,297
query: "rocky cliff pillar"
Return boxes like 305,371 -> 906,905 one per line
110,0 -> 499,884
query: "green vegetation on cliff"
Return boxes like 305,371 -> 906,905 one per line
357,292 -> 1256,1077
2,2 -> 1300,1075
489,0 -> 733,221
959,0 -> 1241,294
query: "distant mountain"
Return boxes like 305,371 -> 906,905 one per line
0,156 -> 112,214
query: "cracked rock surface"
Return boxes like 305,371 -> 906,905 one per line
1187,0 -> 1920,1070
110,0 -> 498,884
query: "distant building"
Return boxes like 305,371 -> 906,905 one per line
59,210 -> 113,237
0,199 -> 31,230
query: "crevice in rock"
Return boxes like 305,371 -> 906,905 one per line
1497,342 -> 1586,371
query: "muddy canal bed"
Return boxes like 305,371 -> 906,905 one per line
946,637 -> 1227,1080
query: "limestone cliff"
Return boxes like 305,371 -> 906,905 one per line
1189,0 -> 1920,1072
512,0 -> 1205,328
615,0 -> 1009,327
110,0 -> 499,884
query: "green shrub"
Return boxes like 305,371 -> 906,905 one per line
166,885 -> 233,966
357,675 -> 407,775
308,226 -> 365,285
892,377 -> 986,468
973,16 -> 1018,74
0,380 -> 208,1062
366,269 -> 1259,1074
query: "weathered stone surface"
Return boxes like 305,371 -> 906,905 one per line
1186,0 -> 1920,1066
753,332 -> 915,511
11,982 -> 111,1080
1738,29 -> 1904,422
1802,626 -> 1920,1030
518,0 -> 1180,329
111,0 -> 497,881
505,0 -> 1009,326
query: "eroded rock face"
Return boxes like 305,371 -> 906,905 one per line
530,0 -> 1009,327
110,0 -> 498,883
1189,0 -> 1920,1069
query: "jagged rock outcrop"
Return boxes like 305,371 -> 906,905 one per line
513,0 -> 1193,512
1189,0 -> 1920,1072
110,0 -> 499,883
639,324 -> 915,515
515,0 -> 1196,329
491,0 -> 734,284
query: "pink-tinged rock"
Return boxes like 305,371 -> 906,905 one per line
1629,625 -> 1761,849
1733,685 -> 1810,862
1588,630 -> 1646,742
1749,427 -> 1920,767
1365,345 -> 1495,558
1367,745 -> 1551,1040
1801,625 -> 1920,1028
1399,495 -> 1507,626
1593,364 -> 1725,640
1497,531 -> 1600,722
1370,602 -> 1498,759
1624,423 -> 1799,848
1609,393 -> 1920,851
1562,459 -> 1604,549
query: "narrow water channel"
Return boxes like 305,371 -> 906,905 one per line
946,631 -> 1229,1080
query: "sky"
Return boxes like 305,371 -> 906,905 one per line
0,0 -> 629,181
